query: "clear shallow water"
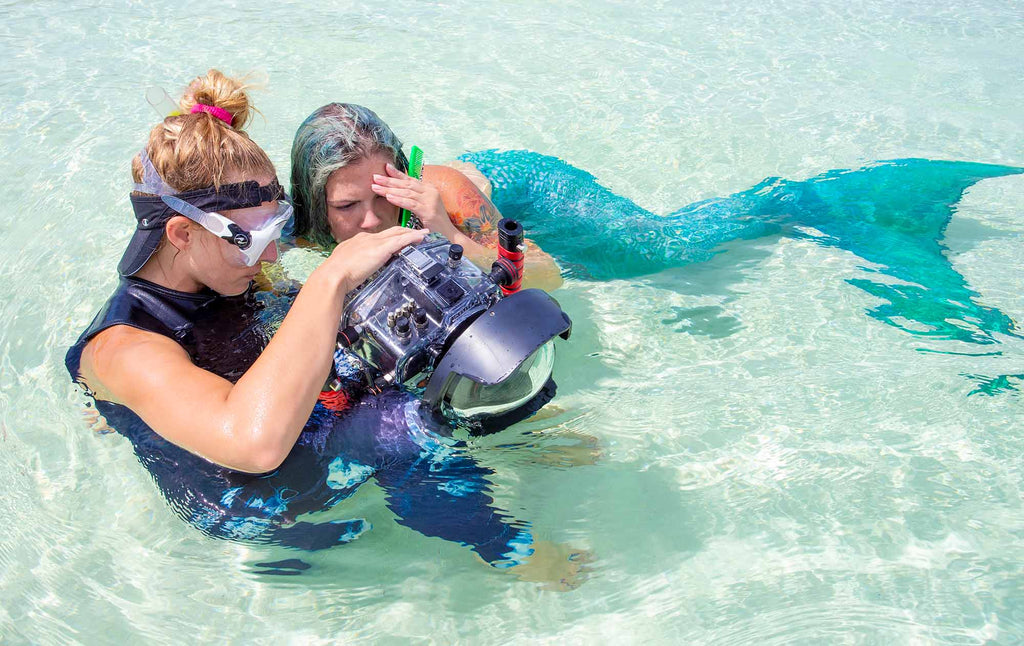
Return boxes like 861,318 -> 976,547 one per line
2,0 -> 1023,643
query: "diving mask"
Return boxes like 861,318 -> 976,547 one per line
161,196 -> 292,267
120,147 -> 290,276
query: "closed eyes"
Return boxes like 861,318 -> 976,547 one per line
329,196 -> 389,211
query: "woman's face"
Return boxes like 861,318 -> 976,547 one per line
186,173 -> 281,296
324,152 -> 399,243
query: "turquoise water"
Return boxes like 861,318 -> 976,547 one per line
2,0 -> 1023,643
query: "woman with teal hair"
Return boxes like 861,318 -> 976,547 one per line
289,102 -> 562,290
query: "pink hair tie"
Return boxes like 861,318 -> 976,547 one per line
190,103 -> 234,126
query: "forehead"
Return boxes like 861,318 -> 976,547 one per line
326,153 -> 392,199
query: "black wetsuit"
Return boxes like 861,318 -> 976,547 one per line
66,277 -> 532,562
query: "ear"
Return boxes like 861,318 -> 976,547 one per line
164,216 -> 194,252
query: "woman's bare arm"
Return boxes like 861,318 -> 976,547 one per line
79,227 -> 427,473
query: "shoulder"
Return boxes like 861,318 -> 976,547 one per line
422,163 -> 491,197
422,164 -> 501,231
79,324 -> 191,402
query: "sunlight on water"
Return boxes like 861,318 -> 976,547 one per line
1,0 -> 1022,643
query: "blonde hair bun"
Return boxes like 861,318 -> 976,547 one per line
133,69 -> 275,192
179,69 -> 256,131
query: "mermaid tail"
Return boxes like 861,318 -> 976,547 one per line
461,150 -> 1023,345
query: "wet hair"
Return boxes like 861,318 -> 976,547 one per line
290,103 -> 409,247
131,69 -> 276,193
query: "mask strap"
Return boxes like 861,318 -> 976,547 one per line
133,148 -> 178,196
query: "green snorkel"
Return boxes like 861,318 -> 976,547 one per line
399,145 -> 424,228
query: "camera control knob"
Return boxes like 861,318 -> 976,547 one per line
395,315 -> 411,341
448,244 -> 463,268
413,308 -> 428,329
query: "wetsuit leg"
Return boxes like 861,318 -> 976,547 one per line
374,452 -> 532,566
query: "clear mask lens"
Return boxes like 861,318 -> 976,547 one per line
228,202 -> 292,266
162,196 -> 292,267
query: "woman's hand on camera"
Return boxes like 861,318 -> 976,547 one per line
324,226 -> 428,292
372,163 -> 461,240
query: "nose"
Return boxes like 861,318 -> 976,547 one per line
360,207 -> 382,231
259,241 -> 279,264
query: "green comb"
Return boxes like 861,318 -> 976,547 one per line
399,145 -> 424,228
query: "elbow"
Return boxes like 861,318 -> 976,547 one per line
227,437 -> 291,474
238,446 -> 290,474
522,250 -> 562,292
542,273 -> 564,292
524,268 -> 563,292
215,414 -> 298,474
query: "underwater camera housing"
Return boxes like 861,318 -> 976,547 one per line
336,219 -> 571,423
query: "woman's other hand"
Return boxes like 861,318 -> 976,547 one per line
371,163 -> 461,240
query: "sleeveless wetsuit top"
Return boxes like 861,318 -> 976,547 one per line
65,276 -> 267,385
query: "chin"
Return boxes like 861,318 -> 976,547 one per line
215,277 -> 254,297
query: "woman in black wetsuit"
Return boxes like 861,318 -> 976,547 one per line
68,69 -> 425,473
67,70 -> 584,584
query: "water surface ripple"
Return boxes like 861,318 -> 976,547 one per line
1,0 -> 1022,643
